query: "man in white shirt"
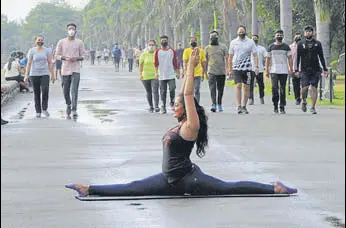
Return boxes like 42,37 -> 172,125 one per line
154,35 -> 179,114
228,25 -> 258,114
249,34 -> 267,105
266,30 -> 293,114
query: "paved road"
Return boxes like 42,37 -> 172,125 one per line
1,63 -> 345,228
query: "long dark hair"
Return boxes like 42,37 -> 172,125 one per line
179,94 -> 208,158
7,57 -> 15,71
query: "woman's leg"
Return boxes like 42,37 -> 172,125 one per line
151,79 -> 159,109
88,173 -> 181,196
41,76 -> 50,111
142,80 -> 153,108
182,165 -> 274,195
30,76 -> 42,114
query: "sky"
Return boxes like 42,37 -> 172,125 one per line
1,0 -> 89,22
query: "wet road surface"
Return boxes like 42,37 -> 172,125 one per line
1,63 -> 345,228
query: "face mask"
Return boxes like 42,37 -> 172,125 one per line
37,42 -> 44,47
305,35 -> 313,40
147,46 -> 155,52
238,33 -> 246,39
254,40 -> 258,45
68,30 -> 76,37
190,42 -> 197,48
161,41 -> 168,47
210,37 -> 218,45
276,37 -> 283,42
295,38 -> 301,43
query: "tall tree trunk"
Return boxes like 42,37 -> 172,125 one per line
181,26 -> 188,47
223,0 -> 232,44
190,19 -> 198,37
252,0 -> 258,36
229,0 -> 239,40
200,7 -> 213,48
314,0 -> 331,96
280,0 -> 292,44
314,0 -> 330,66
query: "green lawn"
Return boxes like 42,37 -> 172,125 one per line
226,74 -> 345,107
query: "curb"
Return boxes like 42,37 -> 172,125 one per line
1,81 -> 20,107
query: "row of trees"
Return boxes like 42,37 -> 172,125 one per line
1,0 -> 345,65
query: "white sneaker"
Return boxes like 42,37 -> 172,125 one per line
72,111 -> 78,117
36,113 -> 41,118
42,110 -> 50,117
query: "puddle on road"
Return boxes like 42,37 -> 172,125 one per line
128,203 -> 142,206
325,216 -> 345,228
80,88 -> 93,92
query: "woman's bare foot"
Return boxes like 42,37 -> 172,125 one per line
65,184 -> 90,197
274,181 -> 298,194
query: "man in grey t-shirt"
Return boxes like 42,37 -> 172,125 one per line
205,31 -> 229,112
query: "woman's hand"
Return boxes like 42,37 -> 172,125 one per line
50,73 -> 56,83
24,75 -> 29,84
188,48 -> 200,68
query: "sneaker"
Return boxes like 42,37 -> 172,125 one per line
42,110 -> 50,117
217,104 -> 223,112
210,104 -> 216,112
248,98 -> 254,105
72,111 -> 78,117
237,106 -> 242,114
241,106 -> 249,114
148,107 -> 154,113
66,105 -> 72,116
301,102 -> 307,112
280,107 -> 286,114
260,98 -> 265,104
170,102 -> 174,111
36,113 -> 41,118
161,106 -> 167,114
154,107 -> 160,113
274,106 -> 279,114
1,118 -> 9,125
295,99 -> 301,105
310,107 -> 317,114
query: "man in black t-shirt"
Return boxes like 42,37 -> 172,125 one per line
295,26 -> 328,114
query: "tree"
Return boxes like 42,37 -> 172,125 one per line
280,0 -> 293,44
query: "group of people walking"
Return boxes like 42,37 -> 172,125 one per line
139,25 -> 328,115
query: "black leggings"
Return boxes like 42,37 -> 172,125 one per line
88,164 -> 274,196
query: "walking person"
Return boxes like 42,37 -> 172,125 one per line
249,34 -> 267,105
24,35 -> 55,118
205,31 -> 229,112
290,32 -> 302,105
90,48 -> 96,65
55,23 -> 85,118
295,26 -> 328,114
127,46 -> 134,72
112,43 -> 122,72
139,40 -> 160,113
66,48 -> 298,198
154,35 -> 180,114
183,36 -> 207,103
176,43 -> 185,77
265,30 -> 293,114
228,26 -> 258,114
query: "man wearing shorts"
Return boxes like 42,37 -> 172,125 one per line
295,25 -> 328,114
228,25 -> 258,114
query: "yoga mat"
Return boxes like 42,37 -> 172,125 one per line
76,193 -> 295,201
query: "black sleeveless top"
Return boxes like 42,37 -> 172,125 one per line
162,124 -> 195,184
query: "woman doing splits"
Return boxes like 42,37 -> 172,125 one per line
66,48 -> 297,197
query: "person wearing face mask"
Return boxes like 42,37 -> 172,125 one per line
139,40 -> 160,113
24,35 -> 55,118
295,26 -> 328,114
265,30 -> 293,114
249,35 -> 268,105
205,31 -> 229,112
112,43 -> 122,72
228,26 -> 258,114
154,35 -> 180,114
290,32 -> 302,105
182,37 -> 207,103
55,23 -> 85,118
